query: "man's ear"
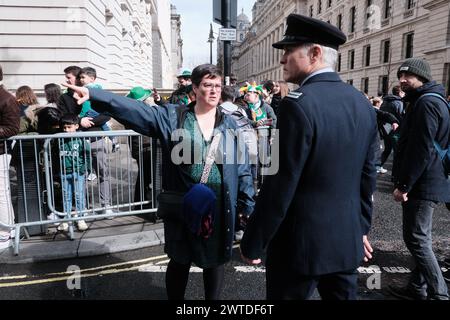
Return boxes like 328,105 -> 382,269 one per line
309,45 -> 323,64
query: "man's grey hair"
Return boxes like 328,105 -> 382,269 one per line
300,43 -> 338,70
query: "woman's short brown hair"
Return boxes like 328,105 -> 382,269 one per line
191,64 -> 222,87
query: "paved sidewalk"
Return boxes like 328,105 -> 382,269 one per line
0,216 -> 165,264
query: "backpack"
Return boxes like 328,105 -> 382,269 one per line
220,105 -> 253,131
220,105 -> 258,159
416,93 -> 450,175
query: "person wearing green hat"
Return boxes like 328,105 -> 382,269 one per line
154,68 -> 192,106
125,86 -> 157,222
242,83 -> 277,190
126,86 -> 153,102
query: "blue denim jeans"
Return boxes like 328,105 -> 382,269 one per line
62,173 -> 86,217
84,110 -> 111,132
402,198 -> 449,300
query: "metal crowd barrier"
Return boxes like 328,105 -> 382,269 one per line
0,130 -> 162,255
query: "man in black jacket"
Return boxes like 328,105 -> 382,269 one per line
391,58 -> 450,300
380,86 -> 404,168
373,97 -> 399,174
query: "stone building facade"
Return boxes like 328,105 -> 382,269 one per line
311,0 -> 450,96
171,4 -> 183,87
0,0 -> 181,91
231,0 -> 300,84
232,0 -> 450,96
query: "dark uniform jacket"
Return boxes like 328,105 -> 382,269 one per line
270,94 -> 282,118
241,72 -> 378,276
393,82 -> 450,202
88,88 -> 255,263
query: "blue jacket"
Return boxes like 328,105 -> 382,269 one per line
88,88 -> 255,263
393,81 -> 450,202
241,72 -> 378,276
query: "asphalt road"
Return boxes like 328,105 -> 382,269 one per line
1,159 -> 450,301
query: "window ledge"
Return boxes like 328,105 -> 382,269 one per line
404,8 -> 414,18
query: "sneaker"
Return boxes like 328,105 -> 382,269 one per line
76,220 -> 88,231
376,166 -> 388,174
0,232 -> 11,242
444,258 -> 450,267
87,173 -> 97,181
100,209 -> 117,219
47,213 -> 60,226
387,285 -> 427,300
234,230 -> 244,242
0,238 -> 11,250
57,223 -> 69,232
443,270 -> 450,283
112,143 -> 120,153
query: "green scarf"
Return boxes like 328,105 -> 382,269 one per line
248,101 -> 267,122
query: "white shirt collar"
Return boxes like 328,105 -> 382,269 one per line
300,67 -> 335,88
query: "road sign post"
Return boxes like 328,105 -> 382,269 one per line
219,28 -> 237,41
213,0 -> 237,84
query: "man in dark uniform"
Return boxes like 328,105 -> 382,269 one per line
240,14 -> 378,300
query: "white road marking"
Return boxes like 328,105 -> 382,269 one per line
137,264 -> 203,273
234,266 -> 266,273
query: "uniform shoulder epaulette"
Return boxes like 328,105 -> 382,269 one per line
286,91 -> 303,100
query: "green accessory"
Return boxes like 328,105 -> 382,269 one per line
126,87 -> 153,101
177,68 -> 192,78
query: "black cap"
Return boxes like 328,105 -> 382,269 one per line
273,14 -> 347,50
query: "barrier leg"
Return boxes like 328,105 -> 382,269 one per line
14,226 -> 20,256
68,223 -> 75,241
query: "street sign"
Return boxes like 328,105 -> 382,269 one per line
219,28 -> 236,41
213,0 -> 237,28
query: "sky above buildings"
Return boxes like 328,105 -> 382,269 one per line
171,0 -> 255,70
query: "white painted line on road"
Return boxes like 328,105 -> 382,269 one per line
0,262 -> 442,288
234,266 -> 266,273
138,265 -> 167,273
137,264 -> 203,273
136,265 -> 265,273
